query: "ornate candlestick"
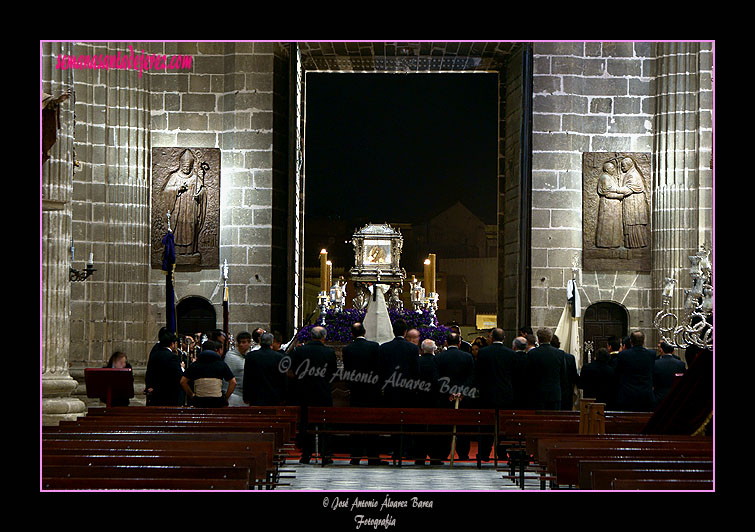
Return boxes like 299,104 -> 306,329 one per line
654,246 -> 713,349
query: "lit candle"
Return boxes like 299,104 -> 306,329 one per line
428,253 -> 436,294
320,249 -> 328,292
424,259 -> 431,295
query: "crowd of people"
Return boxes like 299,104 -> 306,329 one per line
135,321 -> 697,465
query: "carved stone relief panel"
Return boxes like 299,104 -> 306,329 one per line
151,147 -> 221,270
582,152 -> 651,272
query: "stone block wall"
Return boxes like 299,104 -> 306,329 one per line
530,41 -> 713,345
147,41 -> 289,347
48,42 -> 290,407
531,42 -> 656,334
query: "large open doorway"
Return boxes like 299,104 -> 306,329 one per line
302,72 -> 498,333
284,42 -> 533,341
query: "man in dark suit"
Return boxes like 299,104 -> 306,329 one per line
145,328 -> 184,406
411,338 -> 442,465
578,347 -> 617,409
434,331 -> 476,462
474,328 -> 516,461
377,318 -> 420,461
524,328 -> 565,410
552,334 -> 579,411
653,341 -> 686,408
243,332 -> 287,406
607,335 -> 622,368
341,322 -> 382,465
378,318 -> 420,408
448,323 -> 472,353
511,336 -> 529,408
289,325 -> 338,464
614,330 -> 656,412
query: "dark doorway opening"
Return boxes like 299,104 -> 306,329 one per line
176,296 -> 216,337
303,72 -> 499,328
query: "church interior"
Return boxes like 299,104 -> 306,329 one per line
40,41 -> 714,497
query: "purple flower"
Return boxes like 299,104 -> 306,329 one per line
297,307 -> 443,344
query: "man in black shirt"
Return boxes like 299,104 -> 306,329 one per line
434,331 -> 475,462
341,322 -> 382,465
145,328 -> 184,406
243,332 -> 287,406
289,325 -> 338,464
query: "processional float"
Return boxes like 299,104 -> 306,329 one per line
316,223 -> 439,323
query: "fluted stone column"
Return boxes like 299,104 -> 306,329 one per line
651,42 -> 714,337
42,41 -> 87,424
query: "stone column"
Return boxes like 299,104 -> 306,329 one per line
42,41 -> 87,424
650,42 -> 714,341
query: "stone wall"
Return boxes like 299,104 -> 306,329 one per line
45,42 -> 289,408
530,41 -> 713,343
148,42 -> 290,345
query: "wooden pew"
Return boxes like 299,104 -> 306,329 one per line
539,437 -> 712,489
42,435 -> 279,490
42,477 -> 251,490
47,420 -> 292,451
496,410 -> 653,488
42,453 -> 260,484
41,407 -> 303,490
42,450 -> 269,487
85,406 -> 300,417
609,478 -> 713,490
303,407 -> 497,467
43,464 -> 251,484
589,468 -> 713,490
577,459 -> 713,490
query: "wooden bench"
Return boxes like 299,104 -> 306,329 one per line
539,437 -> 712,489
577,459 -> 713,490
83,407 -> 300,433
42,449 -> 270,487
303,406 -> 497,467
85,406 -> 300,417
42,453 -> 261,484
43,464 -> 251,487
496,410 -> 653,488
609,478 -> 713,490
47,420 -> 293,451
589,468 -> 713,490
42,434 -> 280,490
42,477 -> 251,490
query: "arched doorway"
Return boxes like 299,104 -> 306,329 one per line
583,301 -> 628,352
176,296 -> 216,337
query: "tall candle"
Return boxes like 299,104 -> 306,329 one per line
326,260 -> 332,291
320,249 -> 328,292
428,253 -> 436,294
424,259 -> 432,294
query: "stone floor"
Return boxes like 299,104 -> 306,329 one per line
278,458 -> 542,491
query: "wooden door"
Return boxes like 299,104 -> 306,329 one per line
583,302 -> 628,352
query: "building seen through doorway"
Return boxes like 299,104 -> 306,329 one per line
303,72 -> 498,331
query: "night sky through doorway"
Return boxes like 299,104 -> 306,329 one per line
304,72 -> 499,226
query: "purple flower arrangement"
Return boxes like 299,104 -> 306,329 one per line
297,307 -> 450,345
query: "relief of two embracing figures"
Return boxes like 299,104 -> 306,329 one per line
595,155 -> 650,249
